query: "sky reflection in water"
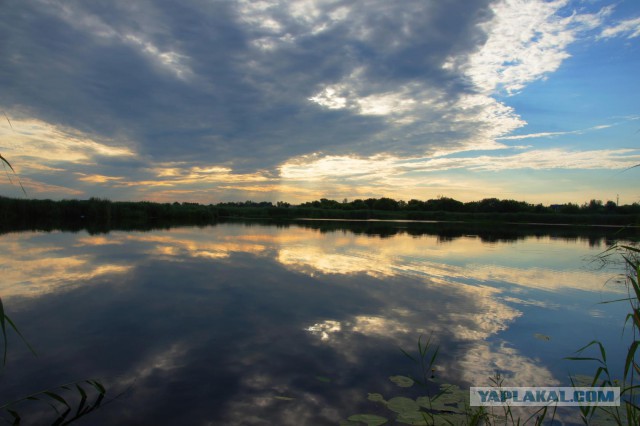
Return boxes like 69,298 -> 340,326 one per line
0,223 -> 631,425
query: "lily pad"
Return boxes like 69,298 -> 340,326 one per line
416,396 -> 431,408
347,414 -> 388,426
570,374 -> 596,387
387,397 -> 420,414
434,384 -> 467,403
396,411 -> 429,425
389,375 -> 414,388
368,393 -> 386,403
534,333 -> 551,341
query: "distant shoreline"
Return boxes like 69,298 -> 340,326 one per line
1,196 -> 639,233
293,217 -> 640,228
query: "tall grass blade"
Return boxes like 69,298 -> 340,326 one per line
43,392 -> 70,409
620,245 -> 640,253
1,112 -> 27,195
3,315 -> 36,357
399,347 -> 417,363
430,346 -> 439,370
0,297 -> 7,366
87,380 -> 106,395
625,341 -> 640,379
51,407 -> 71,426
0,153 -> 16,173
3,112 -> 12,130
7,408 -> 20,425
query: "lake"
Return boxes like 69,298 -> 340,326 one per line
0,221 -> 636,425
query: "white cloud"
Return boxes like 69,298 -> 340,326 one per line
599,16 -> 640,39
497,123 -> 614,140
280,148 -> 640,184
454,0 -> 610,95
307,0 -> 615,156
2,0 -> 636,202
0,117 -> 135,164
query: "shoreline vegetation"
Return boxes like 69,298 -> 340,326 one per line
0,195 -> 639,234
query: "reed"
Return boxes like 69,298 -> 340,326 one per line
0,299 -> 108,424
566,241 -> 640,425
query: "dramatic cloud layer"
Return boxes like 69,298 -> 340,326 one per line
1,0 -> 638,203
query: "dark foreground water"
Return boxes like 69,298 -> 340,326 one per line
0,221 -> 635,425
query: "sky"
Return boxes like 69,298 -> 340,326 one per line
0,0 -> 639,205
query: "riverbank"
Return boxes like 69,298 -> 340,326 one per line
1,196 -> 638,234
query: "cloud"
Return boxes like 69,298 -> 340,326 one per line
1,0 -> 595,171
599,16 -> 640,39
1,0 -> 633,203
452,0 -> 610,95
3,224 -> 623,423
280,148 -> 640,183
496,123 -> 614,140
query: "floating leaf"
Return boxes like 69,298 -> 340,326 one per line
347,414 -> 388,426
315,375 -> 331,383
367,393 -> 385,403
387,397 -> 420,414
534,333 -> 551,341
428,399 -> 464,414
274,396 -> 295,401
389,375 -> 414,388
433,385 -> 466,403
569,375 -> 595,387
416,396 -> 432,409
396,410 -> 429,425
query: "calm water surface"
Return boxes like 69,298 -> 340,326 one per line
0,221 -> 633,425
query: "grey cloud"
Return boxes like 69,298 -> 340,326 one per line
1,0 -> 494,173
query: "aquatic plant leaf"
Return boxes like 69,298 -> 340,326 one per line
624,341 -> 639,379
434,385 -> 466,403
75,384 -> 88,416
44,392 -> 70,408
387,397 -> 420,414
347,414 -> 388,426
3,314 -> 36,357
534,333 -> 551,341
315,376 -> 331,383
0,297 -> 7,365
400,347 -> 417,363
7,408 -> 20,424
428,399 -> 464,414
367,393 -> 385,403
274,396 -> 295,401
87,380 -> 106,395
396,410 -> 429,425
389,375 -> 414,388
416,396 -> 432,409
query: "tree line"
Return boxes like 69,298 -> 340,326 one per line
1,195 -> 639,233
295,196 -> 640,215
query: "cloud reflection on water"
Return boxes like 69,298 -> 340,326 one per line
0,223 -> 626,424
